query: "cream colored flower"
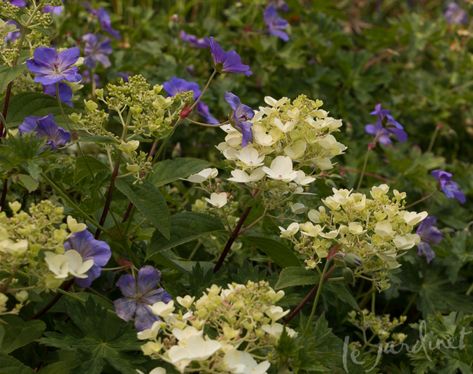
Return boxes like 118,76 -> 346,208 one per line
223,349 -> 270,374
45,250 -> 93,279
186,168 -> 218,183
262,156 -> 298,182
205,192 -> 228,208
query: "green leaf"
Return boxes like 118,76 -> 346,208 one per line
40,297 -> 141,374
0,353 -> 34,374
0,64 -> 26,94
0,316 -> 45,354
147,211 -> 224,257
16,173 -> 39,192
149,157 -> 211,187
115,178 -> 170,239
6,93 -> 73,127
243,234 -> 300,268
275,266 -> 318,290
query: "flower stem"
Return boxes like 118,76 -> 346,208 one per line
405,191 -> 435,209
427,124 -> 441,153
356,147 -> 371,190
95,158 -> 120,239
213,206 -> 252,273
304,259 -> 331,333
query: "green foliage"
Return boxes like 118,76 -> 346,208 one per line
39,297 -> 142,374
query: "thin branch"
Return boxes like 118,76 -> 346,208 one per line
95,158 -> 120,239
30,279 -> 74,320
213,206 -> 252,273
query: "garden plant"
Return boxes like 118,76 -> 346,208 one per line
0,0 -> 473,373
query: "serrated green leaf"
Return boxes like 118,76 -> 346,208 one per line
115,178 -> 170,239
243,234 -> 300,268
40,297 -> 141,374
150,157 -> 211,187
275,266 -> 318,290
0,316 -> 45,354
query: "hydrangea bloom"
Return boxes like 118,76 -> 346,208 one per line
444,2 -> 468,25
179,31 -> 209,48
218,95 -> 346,189
43,82 -> 73,106
208,37 -> 252,76
19,114 -> 70,148
163,76 -> 218,124
364,103 -> 407,145
224,92 -> 254,146
82,33 -> 112,68
114,266 -> 172,331
281,185 -> 428,289
138,281 -> 286,373
431,169 -> 466,204
264,5 -> 289,41
64,230 -> 111,287
416,216 -> 442,263
26,47 -> 81,86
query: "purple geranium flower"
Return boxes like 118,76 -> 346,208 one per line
179,31 -> 210,48
163,77 -> 219,124
64,230 -> 111,287
4,20 -> 20,43
82,33 -> 112,69
264,5 -> 289,41
208,37 -> 252,76
444,2 -> 468,25
43,82 -> 73,106
26,47 -> 81,86
18,114 -> 70,148
416,216 -> 442,263
431,169 -> 466,204
364,103 -> 407,146
82,70 -> 101,87
43,4 -> 64,15
88,7 -> 121,39
114,266 -> 172,331
8,0 -> 26,7
224,92 -> 254,147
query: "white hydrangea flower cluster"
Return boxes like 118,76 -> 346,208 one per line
280,184 -> 428,290
139,281 -> 296,373
0,200 -> 83,314
218,95 -> 346,186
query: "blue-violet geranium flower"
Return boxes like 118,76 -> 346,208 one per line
431,169 -> 466,204
114,266 -> 172,331
64,229 -> 111,287
208,37 -> 252,76
416,216 -> 442,263
364,103 -> 407,146
19,114 -> 70,148
224,91 -> 254,147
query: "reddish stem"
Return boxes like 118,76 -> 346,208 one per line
95,159 -> 120,239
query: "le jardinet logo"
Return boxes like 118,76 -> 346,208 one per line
342,320 -> 472,372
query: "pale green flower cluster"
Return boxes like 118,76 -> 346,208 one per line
348,309 -> 407,349
281,184 -> 428,289
0,200 -> 80,314
0,0 -> 61,66
139,281 -> 295,373
218,95 -> 346,187
72,75 -> 190,139
71,75 -> 191,181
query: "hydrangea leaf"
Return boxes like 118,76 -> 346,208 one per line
115,178 -> 170,239
150,157 -> 211,187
